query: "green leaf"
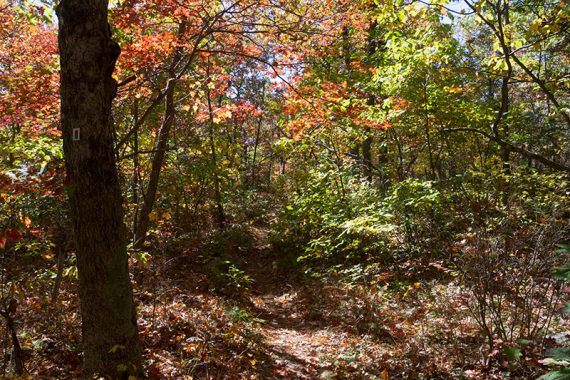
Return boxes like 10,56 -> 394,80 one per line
554,264 -> 570,281
503,346 -> 522,362
539,368 -> 570,380
546,348 -> 570,362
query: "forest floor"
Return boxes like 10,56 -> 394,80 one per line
8,225 -> 560,379
238,228 -> 386,379
131,226 -> 459,379
129,226 -> 403,379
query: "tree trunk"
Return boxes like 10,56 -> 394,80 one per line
362,20 -> 378,182
50,247 -> 65,303
132,98 -> 140,245
134,76 -> 176,247
206,61 -> 227,229
56,1 -> 143,377
134,22 -> 186,248
0,306 -> 24,376
250,116 -> 262,189
423,74 -> 436,180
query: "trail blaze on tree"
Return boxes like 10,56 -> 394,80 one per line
56,0 -> 143,377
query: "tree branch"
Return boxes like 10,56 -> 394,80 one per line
442,127 -> 570,173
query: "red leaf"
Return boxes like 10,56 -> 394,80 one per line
6,229 -> 23,242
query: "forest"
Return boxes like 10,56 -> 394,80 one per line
0,0 -> 569,378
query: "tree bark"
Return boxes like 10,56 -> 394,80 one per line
362,20 -> 378,182
56,0 -> 143,377
134,22 -> 186,248
134,76 -> 176,248
0,304 -> 24,376
206,61 -> 227,229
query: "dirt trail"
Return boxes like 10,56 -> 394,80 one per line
149,226 -> 385,378
243,227 -> 369,379
253,291 -> 359,379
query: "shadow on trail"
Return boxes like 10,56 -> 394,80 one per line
139,226 -> 387,379
237,237 -> 384,379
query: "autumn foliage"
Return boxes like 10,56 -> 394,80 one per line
0,0 -> 569,378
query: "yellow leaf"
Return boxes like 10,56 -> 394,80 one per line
43,252 -> 55,260
447,85 -> 463,94
109,344 -> 125,353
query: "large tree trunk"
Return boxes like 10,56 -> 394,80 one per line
56,0 -> 143,377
